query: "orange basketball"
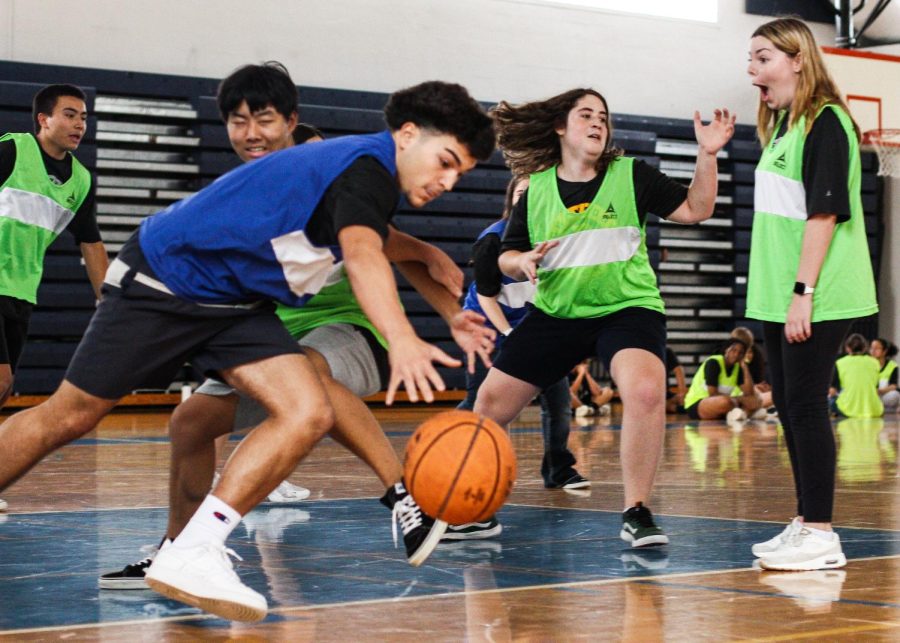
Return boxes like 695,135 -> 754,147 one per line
404,410 -> 516,525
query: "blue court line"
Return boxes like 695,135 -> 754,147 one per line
1,500 -> 898,631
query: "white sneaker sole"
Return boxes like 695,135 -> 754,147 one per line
620,529 -> 669,547
0,498 -> 7,512
145,576 -> 267,622
758,552 -> 847,572
442,523 -> 503,541
408,520 -> 448,567
98,577 -> 150,590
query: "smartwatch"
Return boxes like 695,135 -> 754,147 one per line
793,281 -> 815,296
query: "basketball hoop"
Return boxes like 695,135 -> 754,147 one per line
863,129 -> 900,178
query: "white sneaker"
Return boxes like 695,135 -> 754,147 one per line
266,479 -> 311,503
0,498 -> 7,511
575,405 -> 594,417
752,518 -> 801,557
145,541 -> 267,622
597,403 -> 612,417
750,407 -> 768,420
758,528 -> 847,571
726,407 -> 747,424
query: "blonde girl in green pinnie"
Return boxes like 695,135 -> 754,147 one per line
746,17 -> 878,572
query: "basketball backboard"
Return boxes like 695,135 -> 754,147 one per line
822,46 -> 900,136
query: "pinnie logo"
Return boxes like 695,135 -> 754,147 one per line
602,203 -> 618,220
213,511 -> 231,524
774,152 -> 787,170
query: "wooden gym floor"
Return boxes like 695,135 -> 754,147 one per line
0,405 -> 898,641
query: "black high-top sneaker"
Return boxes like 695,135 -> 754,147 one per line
99,537 -> 171,589
380,481 -> 447,566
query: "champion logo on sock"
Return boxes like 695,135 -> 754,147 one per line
213,511 -> 231,524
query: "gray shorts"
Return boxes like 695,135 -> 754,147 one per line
194,323 -> 385,430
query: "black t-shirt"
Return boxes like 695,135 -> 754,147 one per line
304,156 -> 399,247
773,108 -> 852,223
501,159 -> 688,252
0,137 -> 100,244
704,358 -> 745,388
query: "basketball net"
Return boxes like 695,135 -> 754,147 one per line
864,129 -> 900,178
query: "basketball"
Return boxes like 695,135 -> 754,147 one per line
403,410 -> 517,525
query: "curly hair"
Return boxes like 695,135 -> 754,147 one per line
384,81 -> 495,160
491,88 -> 622,177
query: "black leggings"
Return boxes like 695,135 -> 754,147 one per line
763,319 -> 851,522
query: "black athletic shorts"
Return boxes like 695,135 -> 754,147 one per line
0,295 -> 33,372
493,306 -> 667,390
64,235 -> 302,399
685,401 -> 702,420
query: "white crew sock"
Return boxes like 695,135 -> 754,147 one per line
172,494 -> 242,549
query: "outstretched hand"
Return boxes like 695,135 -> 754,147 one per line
517,240 -> 559,284
386,333 -> 461,405
693,108 -> 736,155
449,310 -> 496,374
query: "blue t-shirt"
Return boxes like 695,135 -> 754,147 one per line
139,130 -> 396,306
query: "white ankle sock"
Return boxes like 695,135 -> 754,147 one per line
173,494 -> 242,549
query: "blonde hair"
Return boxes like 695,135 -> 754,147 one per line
752,17 -> 860,146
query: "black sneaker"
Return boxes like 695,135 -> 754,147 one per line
545,472 -> 591,490
380,481 -> 447,567
441,517 -> 503,540
98,537 -> 170,589
620,502 -> 669,547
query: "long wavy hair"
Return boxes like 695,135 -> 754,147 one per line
752,17 -> 860,146
491,88 -> 622,177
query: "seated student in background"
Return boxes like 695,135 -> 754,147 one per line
569,359 -> 614,417
664,347 -> 687,414
829,333 -> 882,418
683,338 -> 762,422
869,337 -> 899,413
731,326 -> 773,409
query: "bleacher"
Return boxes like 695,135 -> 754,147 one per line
0,60 -> 884,396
